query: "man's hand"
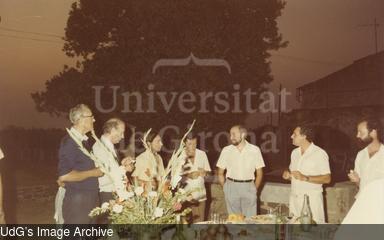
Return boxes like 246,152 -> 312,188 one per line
218,168 -> 225,187
121,157 -> 134,172
91,168 -> 104,177
57,178 -> 65,187
145,168 -> 151,177
198,167 -> 206,177
348,170 -> 360,183
282,170 -> 291,180
291,171 -> 308,181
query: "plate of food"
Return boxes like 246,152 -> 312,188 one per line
249,214 -> 275,224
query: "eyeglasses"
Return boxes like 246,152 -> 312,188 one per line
82,114 -> 94,119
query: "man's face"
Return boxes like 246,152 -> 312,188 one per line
185,138 -> 197,157
79,109 -> 95,133
356,121 -> 373,148
230,127 -> 243,146
110,124 -> 125,144
150,135 -> 163,153
291,127 -> 306,147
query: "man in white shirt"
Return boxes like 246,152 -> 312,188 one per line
282,125 -> 331,223
348,118 -> 384,197
181,133 -> 211,222
217,125 -> 265,218
92,118 -> 134,205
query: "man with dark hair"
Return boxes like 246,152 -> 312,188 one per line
181,133 -> 211,222
348,118 -> 384,197
282,125 -> 331,223
217,125 -> 265,218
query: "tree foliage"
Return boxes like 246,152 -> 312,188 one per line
32,0 -> 287,133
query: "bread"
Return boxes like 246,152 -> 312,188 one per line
227,213 -> 245,222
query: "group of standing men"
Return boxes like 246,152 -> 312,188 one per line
57,104 -> 211,223
218,117 -> 383,224
57,103 -> 383,224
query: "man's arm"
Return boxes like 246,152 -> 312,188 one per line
291,171 -> 331,184
255,168 -> 263,189
348,170 -> 360,186
218,167 -> 226,187
282,169 -> 291,180
59,168 -> 103,183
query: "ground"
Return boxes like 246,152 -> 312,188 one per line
15,200 -> 54,224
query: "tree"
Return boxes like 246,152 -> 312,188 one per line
32,0 -> 287,143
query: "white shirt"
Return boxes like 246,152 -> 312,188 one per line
93,135 -> 120,192
354,144 -> 384,195
0,147 -> 4,160
216,141 -> 265,180
132,150 -> 165,182
289,143 -> 330,193
341,178 -> 384,224
180,149 -> 211,201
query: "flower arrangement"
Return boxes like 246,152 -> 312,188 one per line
89,121 -> 196,224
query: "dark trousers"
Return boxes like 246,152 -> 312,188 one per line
99,192 -> 114,203
62,189 -> 99,224
98,192 -> 114,224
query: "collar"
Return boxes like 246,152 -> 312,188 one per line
101,135 -> 116,155
363,143 -> 384,155
231,140 -> 250,151
300,142 -> 314,156
70,127 -> 88,141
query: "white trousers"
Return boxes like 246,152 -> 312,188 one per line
289,191 -> 325,223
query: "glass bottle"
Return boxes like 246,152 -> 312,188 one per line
300,194 -> 313,231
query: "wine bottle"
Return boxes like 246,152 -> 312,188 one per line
300,194 -> 313,232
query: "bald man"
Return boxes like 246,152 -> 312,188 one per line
217,125 -> 265,218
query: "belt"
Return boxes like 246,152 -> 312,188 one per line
227,177 -> 253,183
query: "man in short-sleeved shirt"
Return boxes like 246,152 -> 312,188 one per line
217,125 -> 265,218
180,134 -> 211,222
57,104 -> 103,224
349,118 -> 384,198
282,125 -> 331,223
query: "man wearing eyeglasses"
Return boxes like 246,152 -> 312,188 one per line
57,104 -> 104,224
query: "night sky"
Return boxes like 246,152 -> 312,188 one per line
0,0 -> 383,129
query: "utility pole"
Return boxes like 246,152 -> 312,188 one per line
374,18 -> 379,54
277,83 -> 282,125
359,18 -> 380,54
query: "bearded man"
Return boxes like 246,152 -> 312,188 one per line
216,125 -> 265,218
348,117 -> 384,197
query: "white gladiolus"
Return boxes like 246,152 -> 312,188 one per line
118,190 -> 134,200
154,207 -> 164,218
171,175 -> 182,190
148,191 -> 158,198
101,202 -> 110,210
112,204 -> 123,214
178,188 -> 186,194
134,186 -> 144,196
